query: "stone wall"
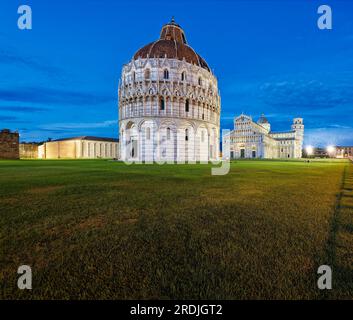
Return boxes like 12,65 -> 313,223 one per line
19,143 -> 39,159
0,129 -> 19,159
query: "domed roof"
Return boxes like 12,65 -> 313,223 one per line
258,114 -> 269,124
133,18 -> 211,72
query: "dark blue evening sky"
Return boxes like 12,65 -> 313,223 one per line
0,0 -> 352,146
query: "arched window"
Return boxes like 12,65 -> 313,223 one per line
185,129 -> 189,141
167,127 -> 171,140
198,77 -> 202,86
146,127 -> 151,140
163,69 -> 169,80
132,71 -> 136,81
181,71 -> 186,81
160,98 -> 165,111
185,99 -> 189,113
145,69 -> 150,80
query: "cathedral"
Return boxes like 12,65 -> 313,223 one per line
118,18 -> 220,162
223,114 -> 304,159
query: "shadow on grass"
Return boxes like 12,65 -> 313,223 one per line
342,223 -> 353,234
334,265 -> 353,298
324,164 -> 353,299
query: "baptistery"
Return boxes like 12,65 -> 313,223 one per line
118,18 -> 221,162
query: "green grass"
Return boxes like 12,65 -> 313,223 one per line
0,159 -> 352,299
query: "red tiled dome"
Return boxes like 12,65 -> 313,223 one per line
133,18 -> 210,72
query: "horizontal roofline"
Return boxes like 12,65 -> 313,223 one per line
53,136 -> 119,143
270,130 -> 295,134
274,137 -> 296,141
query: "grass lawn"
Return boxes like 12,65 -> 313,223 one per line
0,159 -> 352,299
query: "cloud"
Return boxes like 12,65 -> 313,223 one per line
305,126 -> 353,147
17,128 -> 74,142
329,124 -> 352,129
259,80 -> 353,110
0,86 -> 115,106
0,115 -> 18,122
39,120 -> 117,131
0,50 -> 63,77
18,121 -> 118,142
0,106 -> 48,113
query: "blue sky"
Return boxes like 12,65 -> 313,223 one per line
0,0 -> 352,146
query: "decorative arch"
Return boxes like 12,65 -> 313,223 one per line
159,119 -> 177,130
137,118 -> 158,132
178,120 -> 196,133
125,121 -> 136,131
160,84 -> 171,96
144,68 -> 151,80
181,71 -> 187,81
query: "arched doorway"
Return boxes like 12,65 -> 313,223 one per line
125,121 -> 138,161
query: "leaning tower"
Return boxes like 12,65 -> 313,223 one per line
291,118 -> 304,158
118,18 -> 221,162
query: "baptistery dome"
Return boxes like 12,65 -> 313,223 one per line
133,18 -> 210,71
118,19 -> 221,162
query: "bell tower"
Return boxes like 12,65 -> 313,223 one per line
291,118 -> 304,158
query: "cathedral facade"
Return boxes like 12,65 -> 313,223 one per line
118,19 -> 220,162
223,114 -> 304,159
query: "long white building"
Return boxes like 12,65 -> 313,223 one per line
38,136 -> 119,159
118,19 -> 220,162
223,114 -> 304,159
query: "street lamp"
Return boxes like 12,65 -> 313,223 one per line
326,145 -> 336,157
305,146 -> 314,156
